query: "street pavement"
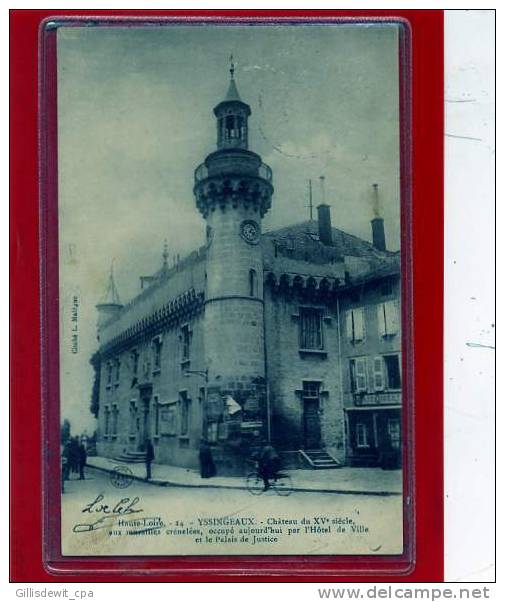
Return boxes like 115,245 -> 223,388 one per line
87,455 -> 402,495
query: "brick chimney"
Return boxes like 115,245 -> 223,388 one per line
371,183 -> 386,251
317,175 -> 333,246
371,217 -> 386,251
317,203 -> 333,246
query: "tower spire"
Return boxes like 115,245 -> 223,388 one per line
224,56 -> 242,102
99,261 -> 122,306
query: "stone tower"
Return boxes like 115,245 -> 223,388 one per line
193,61 -> 273,430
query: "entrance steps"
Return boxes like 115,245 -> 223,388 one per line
114,450 -> 147,464
299,449 -> 341,469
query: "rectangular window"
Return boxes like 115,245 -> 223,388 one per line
159,404 -> 177,436
388,418 -> 401,450
111,405 -> 119,435
345,308 -> 365,343
179,391 -> 191,436
106,362 -> 113,387
104,406 -> 110,436
377,300 -> 399,337
384,354 -> 402,390
128,401 -> 137,435
299,307 -> 324,350
302,381 -> 321,400
153,396 -> 160,437
249,269 -> 258,297
356,422 -> 369,448
349,358 -> 368,393
181,324 -> 191,362
152,336 -> 162,372
114,358 -> 120,385
131,350 -> 139,376
373,356 -> 385,391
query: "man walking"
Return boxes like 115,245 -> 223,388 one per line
145,439 -> 154,480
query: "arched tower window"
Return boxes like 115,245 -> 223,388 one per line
225,115 -> 235,141
249,269 -> 258,297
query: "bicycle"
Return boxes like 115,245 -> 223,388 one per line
245,461 -> 293,496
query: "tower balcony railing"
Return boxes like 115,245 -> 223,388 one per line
194,161 -> 273,184
258,162 -> 273,182
194,163 -> 209,183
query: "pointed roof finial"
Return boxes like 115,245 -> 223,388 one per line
230,54 -> 235,80
223,54 -> 242,102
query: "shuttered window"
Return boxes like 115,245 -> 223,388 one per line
350,357 -> 368,393
373,356 -> 385,391
377,301 -> 399,337
346,308 -> 365,343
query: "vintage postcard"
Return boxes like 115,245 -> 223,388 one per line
57,22 -> 405,556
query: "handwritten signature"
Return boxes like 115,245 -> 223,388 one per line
72,493 -> 143,533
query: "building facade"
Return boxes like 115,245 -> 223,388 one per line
91,69 -> 402,473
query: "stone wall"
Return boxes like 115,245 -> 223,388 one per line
96,310 -> 206,469
264,286 -> 345,462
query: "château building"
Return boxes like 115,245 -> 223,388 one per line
90,67 -> 402,473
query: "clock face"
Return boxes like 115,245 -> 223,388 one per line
240,220 -> 260,244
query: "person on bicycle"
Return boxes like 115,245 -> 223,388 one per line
257,442 -> 281,491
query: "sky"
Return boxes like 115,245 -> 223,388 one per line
57,23 -> 401,433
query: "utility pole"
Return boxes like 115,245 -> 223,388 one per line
306,179 -> 314,221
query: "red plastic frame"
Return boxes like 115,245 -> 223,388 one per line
10,9 -> 444,582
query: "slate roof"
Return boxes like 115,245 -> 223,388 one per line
262,220 -> 400,283
263,220 -> 396,261
113,220 -> 400,322
225,78 -> 242,102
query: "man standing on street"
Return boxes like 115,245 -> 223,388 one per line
77,441 -> 87,480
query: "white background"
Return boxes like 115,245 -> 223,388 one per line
2,2 -> 497,596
